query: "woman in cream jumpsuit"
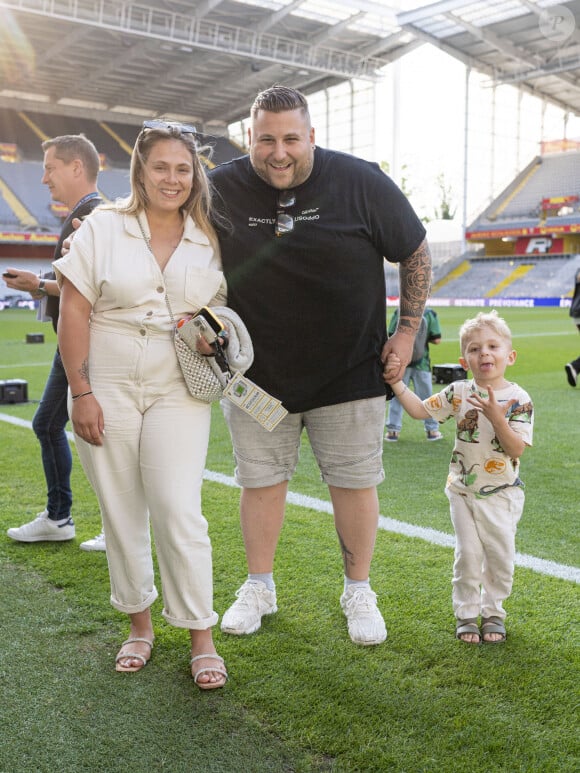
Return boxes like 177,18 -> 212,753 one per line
55,121 -> 227,689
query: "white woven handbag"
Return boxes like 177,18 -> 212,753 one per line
174,329 -> 224,402
166,300 -> 226,403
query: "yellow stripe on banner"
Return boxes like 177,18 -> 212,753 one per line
486,263 -> 535,297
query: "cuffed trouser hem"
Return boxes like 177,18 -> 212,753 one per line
110,587 -> 158,615
163,609 -> 219,630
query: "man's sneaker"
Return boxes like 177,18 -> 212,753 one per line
426,430 -> 443,441
221,579 -> 277,635
7,510 -> 75,543
80,531 -> 106,552
340,585 -> 387,646
565,363 -> 578,387
385,431 -> 399,442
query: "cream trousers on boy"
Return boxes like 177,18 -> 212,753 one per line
73,324 -> 218,630
446,486 -> 525,621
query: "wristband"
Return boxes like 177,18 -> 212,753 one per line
72,390 -> 93,401
394,384 -> 407,398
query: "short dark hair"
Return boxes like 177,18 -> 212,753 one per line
251,85 -> 310,119
41,134 -> 100,182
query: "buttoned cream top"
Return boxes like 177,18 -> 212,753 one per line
53,208 -> 226,336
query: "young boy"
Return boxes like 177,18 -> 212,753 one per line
388,311 -> 533,643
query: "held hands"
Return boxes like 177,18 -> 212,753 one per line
60,217 -> 83,256
381,330 -> 413,383
384,352 -> 401,381
71,393 -> 105,446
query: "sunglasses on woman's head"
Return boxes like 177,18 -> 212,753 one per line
140,120 -> 197,136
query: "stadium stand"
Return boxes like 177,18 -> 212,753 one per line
0,189 -> 21,228
467,141 -> 580,257
0,109 -> 247,276
97,168 -> 131,202
2,108 -> 579,302
0,160 -> 50,227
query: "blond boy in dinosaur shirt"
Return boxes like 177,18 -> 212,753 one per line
387,310 -> 533,644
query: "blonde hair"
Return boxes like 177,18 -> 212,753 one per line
115,123 -> 218,250
459,310 -> 512,356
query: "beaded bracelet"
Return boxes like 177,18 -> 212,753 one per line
72,390 -> 93,401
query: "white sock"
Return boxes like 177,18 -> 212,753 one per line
249,573 -> 275,591
344,576 -> 370,593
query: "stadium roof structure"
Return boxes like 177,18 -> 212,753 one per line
1,0 -> 580,130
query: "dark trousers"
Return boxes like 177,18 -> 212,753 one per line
31,349 -> 73,521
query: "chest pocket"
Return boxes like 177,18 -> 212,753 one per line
183,266 -> 224,309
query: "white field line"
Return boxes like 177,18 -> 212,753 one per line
444,330 -> 576,342
0,362 -> 54,369
2,413 -> 578,585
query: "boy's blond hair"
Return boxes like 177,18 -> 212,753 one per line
459,310 -> 512,356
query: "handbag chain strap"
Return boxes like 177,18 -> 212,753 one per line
136,214 -> 179,327
136,213 -> 230,376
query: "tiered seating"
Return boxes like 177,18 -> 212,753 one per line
432,259 -> 517,298
500,154 -> 580,217
0,109 -> 245,235
0,191 -> 21,227
0,159 -> 58,228
470,150 -> 580,233
503,255 -> 580,297
98,168 -> 131,201
0,112 -> 43,160
431,255 -> 580,298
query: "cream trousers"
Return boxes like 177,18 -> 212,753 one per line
73,324 -> 218,630
446,486 -> 525,621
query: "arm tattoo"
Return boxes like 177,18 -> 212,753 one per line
78,359 -> 91,386
398,239 -> 432,334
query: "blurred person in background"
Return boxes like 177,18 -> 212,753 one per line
4,134 -> 104,550
565,266 -> 580,387
385,306 -> 443,442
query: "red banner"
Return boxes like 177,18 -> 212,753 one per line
0,231 -> 58,244
514,237 -> 564,254
541,195 -> 578,207
467,223 -> 580,239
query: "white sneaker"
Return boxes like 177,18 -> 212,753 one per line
7,510 -> 75,542
340,585 -> 387,645
221,579 -> 277,635
79,531 -> 106,552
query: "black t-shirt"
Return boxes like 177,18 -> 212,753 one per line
209,148 -> 426,412
45,195 -> 102,332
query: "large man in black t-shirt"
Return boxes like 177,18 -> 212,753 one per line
210,85 -> 432,646
5,135 -> 104,550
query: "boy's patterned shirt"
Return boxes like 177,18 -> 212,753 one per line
424,379 -> 534,497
